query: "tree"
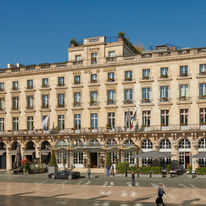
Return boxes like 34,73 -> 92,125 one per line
49,151 -> 57,167
106,152 -> 112,167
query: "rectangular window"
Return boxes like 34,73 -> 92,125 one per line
0,118 -> 4,132
27,80 -> 33,89
58,77 -> 64,86
179,85 -> 188,100
107,90 -> 115,104
142,88 -> 151,102
124,152 -> 134,164
58,115 -> 65,130
12,117 -> 18,131
91,53 -> 97,64
108,72 -> 115,82
180,66 -> 188,77
42,95 -> 49,108
42,78 -> 49,88
74,75 -> 80,84
142,69 -> 150,79
12,97 -> 18,110
13,81 -> 18,90
160,86 -> 169,101
27,96 -> 34,109
74,114 -> 81,130
0,98 -> 4,110
90,91 -> 98,106
91,74 -> 97,83
125,71 -> 132,81
161,110 -> 169,126
108,112 -> 115,129
199,83 -> 206,99
199,64 -> 206,75
180,109 -> 188,125
142,111 -> 151,127
90,113 -> 98,129
75,55 -> 82,62
108,51 -> 115,58
57,94 -> 65,107
124,89 -> 133,104
124,111 -> 133,128
42,115 -> 48,130
160,67 -> 168,78
27,116 -> 33,131
0,82 -> 4,91
74,152 -> 83,164
200,108 -> 206,124
74,92 -> 81,107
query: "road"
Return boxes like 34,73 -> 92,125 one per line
0,172 -> 205,205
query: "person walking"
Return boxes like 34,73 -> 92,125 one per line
87,167 -> 91,179
131,172 -> 135,186
111,165 -> 115,176
156,184 -> 166,206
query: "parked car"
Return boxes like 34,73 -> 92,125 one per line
48,170 -> 80,180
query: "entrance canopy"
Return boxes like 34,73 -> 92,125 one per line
132,150 -> 172,158
192,152 -> 206,159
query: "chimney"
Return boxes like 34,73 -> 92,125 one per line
16,63 -> 24,67
7,64 -> 17,68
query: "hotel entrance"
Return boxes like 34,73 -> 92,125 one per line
90,152 -> 97,168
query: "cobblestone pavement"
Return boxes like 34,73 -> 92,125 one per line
0,172 -> 205,205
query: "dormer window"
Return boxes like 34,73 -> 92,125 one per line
108,51 -> 115,58
91,53 -> 97,64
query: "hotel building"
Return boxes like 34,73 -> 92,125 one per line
0,35 -> 206,170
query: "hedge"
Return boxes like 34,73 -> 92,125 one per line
196,167 -> 206,175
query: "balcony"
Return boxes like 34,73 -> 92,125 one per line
122,78 -> 136,84
197,72 -> 206,78
139,76 -> 154,83
107,99 -> 115,105
88,80 -> 100,87
57,103 -> 65,108
142,98 -> 151,103
177,96 -> 192,105
177,74 -> 192,80
90,101 -> 98,106
26,105 -> 34,110
158,97 -> 172,106
27,85 -> 33,90
106,57 -> 117,62
73,102 -> 81,107
42,104 -> 49,109
57,82 -> 65,87
72,60 -> 83,65
42,84 -> 49,88
123,99 -> 133,104
158,75 -> 172,81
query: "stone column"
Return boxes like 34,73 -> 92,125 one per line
171,143 -> 178,161
6,146 -> 12,171
192,142 -> 199,169
70,151 -> 74,168
83,151 -> 87,168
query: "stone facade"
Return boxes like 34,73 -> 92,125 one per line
0,36 -> 206,170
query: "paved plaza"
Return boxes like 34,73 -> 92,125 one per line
0,172 -> 205,205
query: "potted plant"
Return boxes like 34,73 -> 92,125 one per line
143,76 -> 149,79
70,38 -> 78,47
180,73 -> 187,77
48,151 -> 58,174
126,99 -> 131,104
21,159 -> 30,175
118,32 -> 125,41
161,97 -> 168,101
143,98 -> 149,102
180,96 -> 186,100
58,82 -> 63,86
161,74 -> 168,78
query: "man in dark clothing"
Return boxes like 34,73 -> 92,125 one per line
156,184 -> 166,206
87,167 -> 91,179
131,172 -> 135,186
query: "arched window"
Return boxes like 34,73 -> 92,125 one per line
124,139 -> 134,147
41,141 -> 50,150
26,141 -> 35,150
106,139 -> 117,147
198,138 -> 206,149
75,139 -> 83,147
160,139 -> 171,149
141,139 -> 153,149
11,141 -> 18,150
179,139 -> 190,149
90,139 -> 99,147
57,140 -> 66,147
0,142 -> 5,150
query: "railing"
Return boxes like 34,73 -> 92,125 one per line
123,99 -> 134,104
0,124 -> 206,136
178,96 -> 191,101
107,100 -> 116,105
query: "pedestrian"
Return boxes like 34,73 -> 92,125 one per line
111,165 -> 115,176
125,167 -> 128,177
131,172 -> 135,186
87,167 -> 91,179
156,184 -> 166,206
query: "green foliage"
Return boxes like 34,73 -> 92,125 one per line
70,38 -> 78,46
188,165 -> 192,175
196,167 -> 206,175
116,162 -> 129,174
106,152 -> 112,167
166,164 -> 171,174
118,32 -> 125,39
49,151 -> 57,167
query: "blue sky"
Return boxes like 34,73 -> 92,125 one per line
0,0 -> 206,68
